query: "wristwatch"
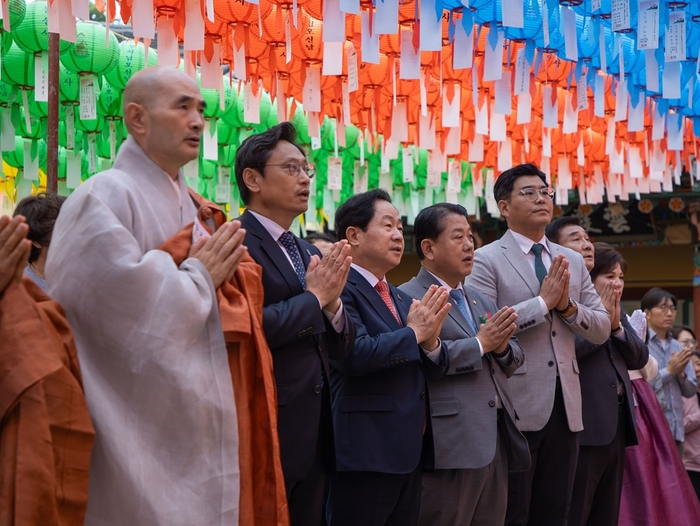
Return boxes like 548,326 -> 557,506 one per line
555,298 -> 578,318
611,322 -> 623,336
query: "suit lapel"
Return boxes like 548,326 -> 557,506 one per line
414,268 -> 474,336
500,230 -> 540,297
241,210 -> 305,295
349,269 -> 403,330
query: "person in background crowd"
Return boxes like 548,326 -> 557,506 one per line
46,66 -> 247,525
541,238 -> 647,526
12,192 -> 66,292
0,214 -> 94,525
399,203 -> 529,526
619,324 -> 700,524
683,348 -> 700,501
466,164 -> 609,526
642,288 -> 697,457
304,232 -> 337,257
327,189 -> 450,526
236,122 -> 355,526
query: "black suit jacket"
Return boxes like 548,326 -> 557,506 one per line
329,267 -> 448,474
575,308 -> 649,447
238,210 -> 356,481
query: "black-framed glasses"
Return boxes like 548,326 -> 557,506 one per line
509,187 -> 555,201
265,161 -> 316,178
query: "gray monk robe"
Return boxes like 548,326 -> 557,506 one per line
46,137 -> 240,525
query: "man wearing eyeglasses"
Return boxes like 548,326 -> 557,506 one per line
642,288 -> 698,458
465,164 -> 610,526
235,122 -> 356,526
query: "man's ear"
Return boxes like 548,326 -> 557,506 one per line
124,102 -> 147,137
420,239 -> 435,261
497,199 -> 509,217
241,167 -> 261,197
345,226 -> 360,247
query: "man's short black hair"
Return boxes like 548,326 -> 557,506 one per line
493,163 -> 548,203
590,242 -> 627,281
304,232 -> 337,245
414,203 -> 469,260
545,216 -> 581,244
13,192 -> 66,263
640,287 -> 677,312
335,189 -> 392,241
234,122 -> 306,205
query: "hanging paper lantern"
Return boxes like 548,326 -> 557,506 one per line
59,64 -> 81,104
213,0 -> 273,25
2,42 -> 34,88
200,75 -> 236,119
291,103 -> 310,144
104,40 -> 158,90
97,80 -> 123,118
19,109 -> 45,139
4,135 -> 47,169
0,79 -> 16,105
293,16 -> 323,62
2,0 -> 27,33
58,121 -> 84,149
217,119 -> 240,146
61,21 -> 120,76
505,0 -> 544,42
75,115 -> 105,134
11,0 -> 72,54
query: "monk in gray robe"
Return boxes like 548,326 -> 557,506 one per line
46,67 -> 248,525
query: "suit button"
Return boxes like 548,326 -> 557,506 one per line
489,400 -> 496,407
548,361 -> 554,367
552,331 -> 557,337
314,385 -> 322,394
420,391 -> 426,399
610,382 -> 616,388
519,324 -> 524,329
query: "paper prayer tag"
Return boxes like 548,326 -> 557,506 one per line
79,75 -> 97,121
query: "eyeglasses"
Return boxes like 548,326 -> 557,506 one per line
508,187 -> 555,201
265,161 -> 316,178
653,305 -> 677,313
679,339 -> 698,348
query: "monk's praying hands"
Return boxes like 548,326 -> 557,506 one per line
0,215 -> 31,295
190,220 -> 248,288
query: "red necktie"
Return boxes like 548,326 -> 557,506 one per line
375,281 -> 401,325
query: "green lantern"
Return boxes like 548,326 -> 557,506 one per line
59,64 -> 81,104
0,79 -> 17,106
1,31 -> 13,57
234,86 -> 271,127
19,108 -> 44,139
61,21 -> 119,76
290,104 -> 309,144
2,42 -> 34,88
12,0 -> 72,54
200,75 -> 236,120
3,0 -> 26,33
58,146 -> 88,180
217,119 -> 240,147
221,144 -> 237,168
97,80 -> 122,118
58,121 -> 84,150
3,135 -> 47,170
75,115 -> 105,134
105,40 -> 158,90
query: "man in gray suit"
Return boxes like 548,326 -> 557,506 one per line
465,164 -> 610,526
399,203 -> 531,526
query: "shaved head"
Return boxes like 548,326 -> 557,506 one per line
121,66 -> 206,178
123,66 -> 197,115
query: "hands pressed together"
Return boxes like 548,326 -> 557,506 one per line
406,285 -> 451,351
305,240 -> 352,314
189,220 -> 248,289
476,306 -> 518,354
539,255 -> 571,311
0,215 -> 31,295
599,280 -> 622,330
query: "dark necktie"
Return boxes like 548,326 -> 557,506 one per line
531,243 -> 547,286
279,231 -> 306,288
375,281 -> 401,325
450,289 -> 478,334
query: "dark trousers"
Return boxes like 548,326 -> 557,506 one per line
287,390 -> 332,526
506,379 -> 580,526
326,464 -> 423,526
688,470 -> 700,502
569,402 -> 627,526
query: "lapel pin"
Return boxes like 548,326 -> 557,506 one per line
472,300 -> 477,305
398,294 -> 403,302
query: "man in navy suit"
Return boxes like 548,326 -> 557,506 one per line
327,189 -> 451,526
235,122 -> 356,526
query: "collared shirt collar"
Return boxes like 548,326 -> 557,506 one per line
351,263 -> 384,288
510,230 -> 551,256
248,209 -> 288,242
425,269 -> 462,293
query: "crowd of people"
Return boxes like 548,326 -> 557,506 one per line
3,66 -> 700,526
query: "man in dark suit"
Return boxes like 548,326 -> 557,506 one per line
327,189 -> 451,526
399,203 -> 530,526
546,218 -> 648,526
235,122 -> 356,526
465,164 -> 610,526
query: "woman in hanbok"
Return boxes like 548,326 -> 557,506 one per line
618,319 -> 700,524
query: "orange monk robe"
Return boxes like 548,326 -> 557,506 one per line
160,191 -> 289,526
0,277 -> 94,526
